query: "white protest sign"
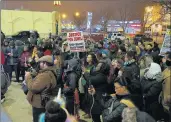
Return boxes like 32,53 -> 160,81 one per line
160,29 -> 171,55
67,31 -> 85,52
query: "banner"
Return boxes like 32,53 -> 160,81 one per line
67,31 -> 85,52
160,29 -> 171,55
87,12 -> 93,29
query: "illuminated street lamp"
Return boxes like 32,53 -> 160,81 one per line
62,14 -> 67,19
75,12 -> 80,17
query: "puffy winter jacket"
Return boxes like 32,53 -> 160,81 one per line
141,74 -> 163,120
101,95 -> 135,122
83,72 -> 108,114
26,67 -> 57,108
63,72 -> 78,96
141,75 -> 162,104
4,47 -> 19,65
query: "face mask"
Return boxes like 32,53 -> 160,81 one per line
166,60 -> 171,66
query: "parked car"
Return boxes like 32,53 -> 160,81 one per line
111,32 -> 125,41
133,34 -> 153,44
6,30 -> 39,42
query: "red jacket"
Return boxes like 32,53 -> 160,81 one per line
44,50 -> 52,56
1,51 -> 5,65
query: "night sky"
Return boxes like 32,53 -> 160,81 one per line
1,0 -> 155,22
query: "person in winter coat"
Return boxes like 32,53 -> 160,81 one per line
88,76 -> 137,122
123,51 -> 140,82
145,44 -> 153,55
61,41 -> 70,61
15,40 -> 24,56
116,45 -> 126,61
161,51 -> 171,71
43,41 -> 52,56
53,50 -> 64,93
30,32 -> 37,46
108,59 -> 124,94
32,46 -> 44,63
1,51 -> 5,65
15,40 -> 24,83
39,99 -> 77,122
81,53 -> 98,118
4,41 -> 19,82
160,53 -> 171,121
25,55 -> 57,122
87,61 -> 110,122
137,41 -> 146,58
1,64 -> 10,103
152,42 -> 160,54
141,62 -> 163,121
109,43 -> 118,60
122,107 -> 155,122
19,45 -> 30,81
63,58 -> 81,115
101,49 -> 111,66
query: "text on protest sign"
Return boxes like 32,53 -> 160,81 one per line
67,32 -> 85,52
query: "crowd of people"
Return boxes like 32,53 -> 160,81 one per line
1,33 -> 171,122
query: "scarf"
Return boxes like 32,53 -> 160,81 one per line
124,59 -> 135,66
32,50 -> 38,58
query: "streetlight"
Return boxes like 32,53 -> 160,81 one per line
75,12 -> 80,17
62,14 -> 67,19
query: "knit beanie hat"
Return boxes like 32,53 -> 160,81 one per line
110,44 -> 117,51
101,49 -> 109,57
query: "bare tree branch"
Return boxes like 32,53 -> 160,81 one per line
118,5 -> 131,33
99,6 -> 114,32
73,12 -> 86,30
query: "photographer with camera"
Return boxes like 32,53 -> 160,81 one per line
25,55 -> 57,122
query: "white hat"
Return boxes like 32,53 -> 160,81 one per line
144,62 -> 161,79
